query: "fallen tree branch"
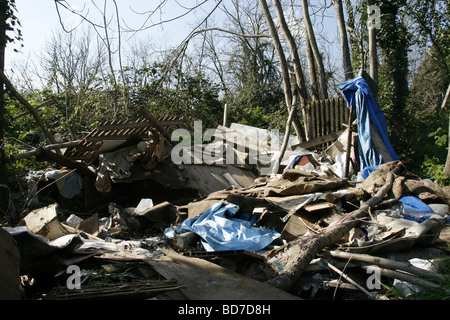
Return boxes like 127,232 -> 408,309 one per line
327,262 -> 378,300
0,72 -> 61,155
32,147 -> 103,181
12,99 -> 54,120
265,163 -> 402,292
359,265 -> 440,290
11,140 -> 81,160
328,250 -> 445,282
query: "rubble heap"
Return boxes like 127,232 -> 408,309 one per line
1,78 -> 449,301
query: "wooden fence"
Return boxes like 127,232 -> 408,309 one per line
297,97 -> 349,150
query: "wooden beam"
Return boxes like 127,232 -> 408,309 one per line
139,107 -> 174,146
292,129 -> 345,150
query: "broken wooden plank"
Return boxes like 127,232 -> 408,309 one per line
292,130 -> 345,150
303,202 -> 336,213
139,107 -> 174,146
146,248 -> 300,300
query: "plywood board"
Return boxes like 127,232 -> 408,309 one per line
146,248 -> 299,300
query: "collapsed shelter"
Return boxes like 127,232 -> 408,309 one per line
1,76 -> 449,301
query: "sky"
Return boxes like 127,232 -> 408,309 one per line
5,1 -> 218,69
4,0 -> 344,89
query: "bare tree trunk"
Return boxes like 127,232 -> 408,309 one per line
305,39 -> 320,101
344,0 -> 361,70
443,84 -> 450,176
301,0 -> 328,100
259,0 -> 304,141
333,0 -> 354,80
367,0 -> 378,89
0,1 -> 6,184
112,0 -> 129,112
272,0 -> 308,141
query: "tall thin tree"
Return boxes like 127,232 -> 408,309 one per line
333,0 -> 354,80
259,0 -> 305,141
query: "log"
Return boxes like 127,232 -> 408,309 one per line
264,163 -> 402,292
360,265 -> 440,290
169,231 -> 199,251
328,250 -> 445,282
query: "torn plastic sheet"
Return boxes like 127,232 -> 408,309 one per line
399,196 -> 447,223
337,77 -> 398,171
168,202 -> 281,252
26,169 -> 84,200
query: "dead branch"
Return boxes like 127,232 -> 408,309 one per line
264,163 -> 402,292
12,100 -> 54,120
359,265 -> 440,290
327,261 -> 378,300
33,147 -> 96,178
328,250 -> 445,282
0,72 -> 61,155
11,140 -> 81,160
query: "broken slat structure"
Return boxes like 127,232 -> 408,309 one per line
47,279 -> 183,300
64,117 -> 183,162
301,98 -> 349,151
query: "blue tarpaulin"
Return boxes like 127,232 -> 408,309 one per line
399,196 -> 439,223
337,77 -> 398,171
169,202 -> 280,252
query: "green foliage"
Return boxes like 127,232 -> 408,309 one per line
130,62 -> 223,131
0,0 -> 23,50
223,36 -> 285,128
418,127 -> 450,186
376,0 -> 410,150
387,256 -> 450,300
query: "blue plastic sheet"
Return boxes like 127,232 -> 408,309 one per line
362,165 -> 380,179
337,77 -> 398,171
172,202 -> 280,252
400,196 -> 440,223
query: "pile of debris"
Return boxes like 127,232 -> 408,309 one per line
1,78 -> 449,301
